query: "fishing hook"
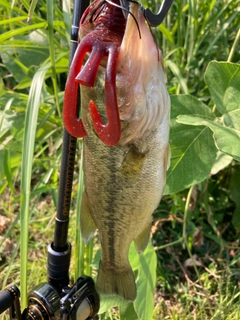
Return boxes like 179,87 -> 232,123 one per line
143,0 -> 174,27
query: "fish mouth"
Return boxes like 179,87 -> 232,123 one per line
63,0 -> 141,146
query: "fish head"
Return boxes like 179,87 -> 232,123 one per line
63,0 -> 169,147
116,3 -> 169,145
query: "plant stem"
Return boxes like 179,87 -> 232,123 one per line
182,185 -> 193,249
154,237 -> 183,251
75,142 -> 85,280
228,28 -> 240,62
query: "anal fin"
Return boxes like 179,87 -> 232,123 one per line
80,191 -> 96,244
134,222 -> 151,253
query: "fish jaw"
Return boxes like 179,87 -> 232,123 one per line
117,3 -> 170,146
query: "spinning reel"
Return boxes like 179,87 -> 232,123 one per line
0,275 -> 99,320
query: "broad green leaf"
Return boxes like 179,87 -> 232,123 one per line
170,95 -> 215,120
165,95 -> 217,194
98,295 -> 125,314
224,108 -> 240,132
177,115 -> 240,162
211,151 -> 233,175
205,62 -> 240,115
93,242 -> 156,319
120,301 -> 139,320
134,246 -> 156,320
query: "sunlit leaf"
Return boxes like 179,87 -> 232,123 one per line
133,242 -> 157,320
211,151 -> 232,175
205,62 -> 240,115
177,115 -> 240,162
120,301 -> 139,320
165,95 -> 217,194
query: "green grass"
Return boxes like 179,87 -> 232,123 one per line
0,0 -> 240,319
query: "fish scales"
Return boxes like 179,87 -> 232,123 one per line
80,3 -> 170,301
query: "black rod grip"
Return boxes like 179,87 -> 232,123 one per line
47,242 -> 71,293
0,289 -> 12,314
0,286 -> 20,315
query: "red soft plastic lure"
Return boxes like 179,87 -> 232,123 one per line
63,0 -> 126,146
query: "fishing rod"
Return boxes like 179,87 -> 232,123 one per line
0,0 -> 99,319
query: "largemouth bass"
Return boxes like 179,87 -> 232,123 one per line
64,0 -> 170,302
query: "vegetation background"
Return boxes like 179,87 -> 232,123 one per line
0,0 -> 240,319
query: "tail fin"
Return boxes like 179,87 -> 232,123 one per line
96,260 -> 137,301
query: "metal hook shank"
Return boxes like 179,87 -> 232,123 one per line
144,0 -> 174,27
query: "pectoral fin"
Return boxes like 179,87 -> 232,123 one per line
165,144 -> 171,172
134,222 -> 151,253
80,191 -> 96,244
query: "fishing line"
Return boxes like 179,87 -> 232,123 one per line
88,0 -> 105,23
126,0 -> 140,5
105,0 -> 142,39
79,0 -> 105,24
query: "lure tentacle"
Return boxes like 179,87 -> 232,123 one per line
89,43 -> 121,146
63,0 -> 125,146
63,43 -> 88,138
